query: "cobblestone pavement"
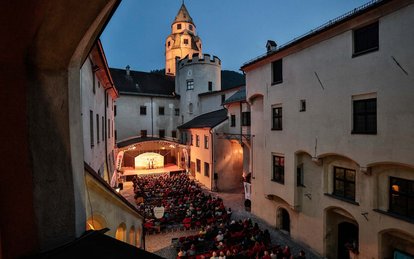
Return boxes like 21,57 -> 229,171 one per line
145,182 -> 323,259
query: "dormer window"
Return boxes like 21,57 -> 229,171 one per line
177,24 -> 182,30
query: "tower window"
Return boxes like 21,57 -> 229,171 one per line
187,80 -> 194,90
184,39 -> 189,45
167,41 -> 170,47
189,24 -> 193,31
177,24 -> 182,30
208,81 -> 213,91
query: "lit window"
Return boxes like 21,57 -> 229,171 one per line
389,177 -> 414,219
272,155 -> 284,184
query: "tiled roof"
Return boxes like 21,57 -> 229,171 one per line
223,86 -> 246,105
178,109 -> 228,129
174,3 -> 194,24
109,68 -> 176,96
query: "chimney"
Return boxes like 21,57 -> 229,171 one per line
126,65 -> 130,76
266,40 -> 277,53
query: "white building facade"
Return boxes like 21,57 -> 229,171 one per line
242,1 -> 414,258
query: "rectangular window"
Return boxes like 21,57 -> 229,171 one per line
221,94 -> 225,104
90,110 -> 94,147
242,112 -> 251,126
159,106 -> 165,115
191,134 -> 193,146
114,105 -> 117,116
159,129 -> 165,138
271,59 -> 283,84
181,131 -> 187,144
177,24 -> 181,30
92,73 -> 96,94
204,135 -> 209,149
272,107 -> 282,130
140,106 -> 147,115
141,130 -> 147,138
204,162 -> 210,177
353,21 -> 379,57
108,119 -> 110,139
102,116 -> 104,142
187,80 -> 194,90
96,114 -> 100,144
297,164 -> 304,187
272,155 -> 284,184
208,81 -> 213,91
196,135 -> 200,147
183,39 -> 189,45
333,167 -> 356,201
352,98 -> 376,134
300,100 -> 306,112
196,159 -> 201,173
389,177 -> 414,219
105,93 -> 108,108
230,115 -> 236,127
172,130 -> 177,138
175,108 -> 180,116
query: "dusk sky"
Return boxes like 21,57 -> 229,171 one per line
101,0 -> 371,73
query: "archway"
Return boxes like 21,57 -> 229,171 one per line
277,207 -> 290,234
129,226 -> 135,246
338,222 -> 358,259
136,227 -> 142,248
325,207 -> 359,259
85,214 -> 107,230
115,223 -> 126,242
379,229 -> 414,259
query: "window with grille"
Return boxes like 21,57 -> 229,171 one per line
272,107 -> 282,130
352,98 -> 376,134
389,177 -> 414,219
333,167 -> 356,201
272,155 -> 284,184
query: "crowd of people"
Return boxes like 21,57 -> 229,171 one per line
133,173 -> 230,233
175,218 -> 306,259
132,172 -> 307,258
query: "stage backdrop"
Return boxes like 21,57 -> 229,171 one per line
134,152 -> 164,170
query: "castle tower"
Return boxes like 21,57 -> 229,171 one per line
165,3 -> 202,76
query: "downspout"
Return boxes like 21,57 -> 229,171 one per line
239,102 -> 243,144
104,89 -> 111,183
151,97 -> 154,136
210,127 -> 216,191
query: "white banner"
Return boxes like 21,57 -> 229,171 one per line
153,206 -> 165,219
244,182 -> 251,200
116,150 -> 124,170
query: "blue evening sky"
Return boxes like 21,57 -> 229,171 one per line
101,0 -> 371,72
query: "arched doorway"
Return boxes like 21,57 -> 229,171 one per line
277,208 -> 290,234
115,223 -> 126,242
325,207 -> 359,259
338,222 -> 358,259
129,226 -> 135,246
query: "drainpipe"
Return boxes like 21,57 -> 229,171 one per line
210,128 -> 216,191
151,97 -> 154,137
104,88 -> 111,182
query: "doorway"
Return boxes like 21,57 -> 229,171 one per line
338,222 -> 358,259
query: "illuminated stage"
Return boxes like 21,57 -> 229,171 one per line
122,163 -> 185,179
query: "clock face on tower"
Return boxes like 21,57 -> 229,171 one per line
187,69 -> 192,76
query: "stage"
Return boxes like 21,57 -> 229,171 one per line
121,163 -> 185,180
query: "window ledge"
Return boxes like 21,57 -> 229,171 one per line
324,193 -> 359,206
271,81 -> 283,86
271,179 -> 284,185
271,128 -> 283,131
352,47 -> 379,58
373,209 -> 414,224
351,131 -> 377,135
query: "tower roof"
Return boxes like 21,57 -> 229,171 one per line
173,3 -> 193,24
